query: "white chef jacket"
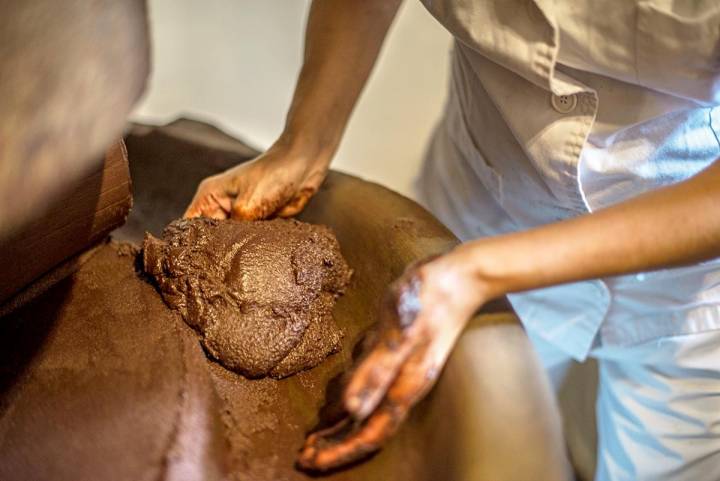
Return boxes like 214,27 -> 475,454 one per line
415,0 -> 720,361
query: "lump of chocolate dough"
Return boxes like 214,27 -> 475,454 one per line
143,218 -> 352,379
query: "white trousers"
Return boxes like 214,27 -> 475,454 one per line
528,330 -> 720,481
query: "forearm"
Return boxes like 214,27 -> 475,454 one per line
279,0 -> 403,164
462,159 -> 720,299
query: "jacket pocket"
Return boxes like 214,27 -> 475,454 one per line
444,98 -> 504,203
635,1 -> 720,102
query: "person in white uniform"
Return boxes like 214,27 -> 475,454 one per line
185,1 -> 720,479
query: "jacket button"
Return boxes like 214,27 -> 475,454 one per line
551,93 -> 577,114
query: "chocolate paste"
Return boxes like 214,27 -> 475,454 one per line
143,217 -> 352,379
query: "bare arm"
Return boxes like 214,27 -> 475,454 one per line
300,158 -> 720,471
283,0 -> 404,163
185,0 -> 403,219
468,158 -> 720,298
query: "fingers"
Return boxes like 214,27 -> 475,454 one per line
184,190 -> 232,220
276,187 -> 315,218
183,204 -> 201,219
298,407 -> 399,471
385,339 -> 444,412
343,274 -> 426,419
233,179 -> 323,220
343,334 -> 415,420
277,169 -> 325,217
206,192 -> 232,219
298,343 -> 441,472
298,253 -> 476,472
231,180 -> 297,220
183,194 -> 206,219
186,167 -> 323,221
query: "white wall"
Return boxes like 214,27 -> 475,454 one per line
132,0 -> 451,198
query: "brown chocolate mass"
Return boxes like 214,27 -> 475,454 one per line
0,243 -> 226,481
143,217 -> 352,379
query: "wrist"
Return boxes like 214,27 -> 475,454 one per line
275,127 -> 338,170
451,240 -> 512,302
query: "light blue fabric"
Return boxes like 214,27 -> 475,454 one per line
508,282 -> 610,361
593,332 -> 720,481
414,2 -> 720,479
415,42 -> 720,361
529,330 -> 720,481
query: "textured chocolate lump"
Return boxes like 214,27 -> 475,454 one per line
143,217 -> 352,379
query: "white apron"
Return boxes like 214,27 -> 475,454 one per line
414,1 -> 720,480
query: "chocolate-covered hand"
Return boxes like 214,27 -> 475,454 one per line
298,251 -> 489,471
184,142 -> 328,221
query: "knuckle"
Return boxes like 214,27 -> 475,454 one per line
198,176 -> 216,191
231,203 -> 255,220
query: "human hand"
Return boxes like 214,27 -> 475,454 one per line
297,249 -> 492,471
184,142 -> 329,220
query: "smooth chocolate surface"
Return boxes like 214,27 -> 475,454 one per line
143,217 -> 352,379
0,243 -> 225,481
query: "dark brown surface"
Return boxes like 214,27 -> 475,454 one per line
0,141 -> 133,307
0,119 -> 570,481
0,243 -> 225,481
121,119 -> 570,480
0,0 -> 149,239
143,217 -> 352,379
